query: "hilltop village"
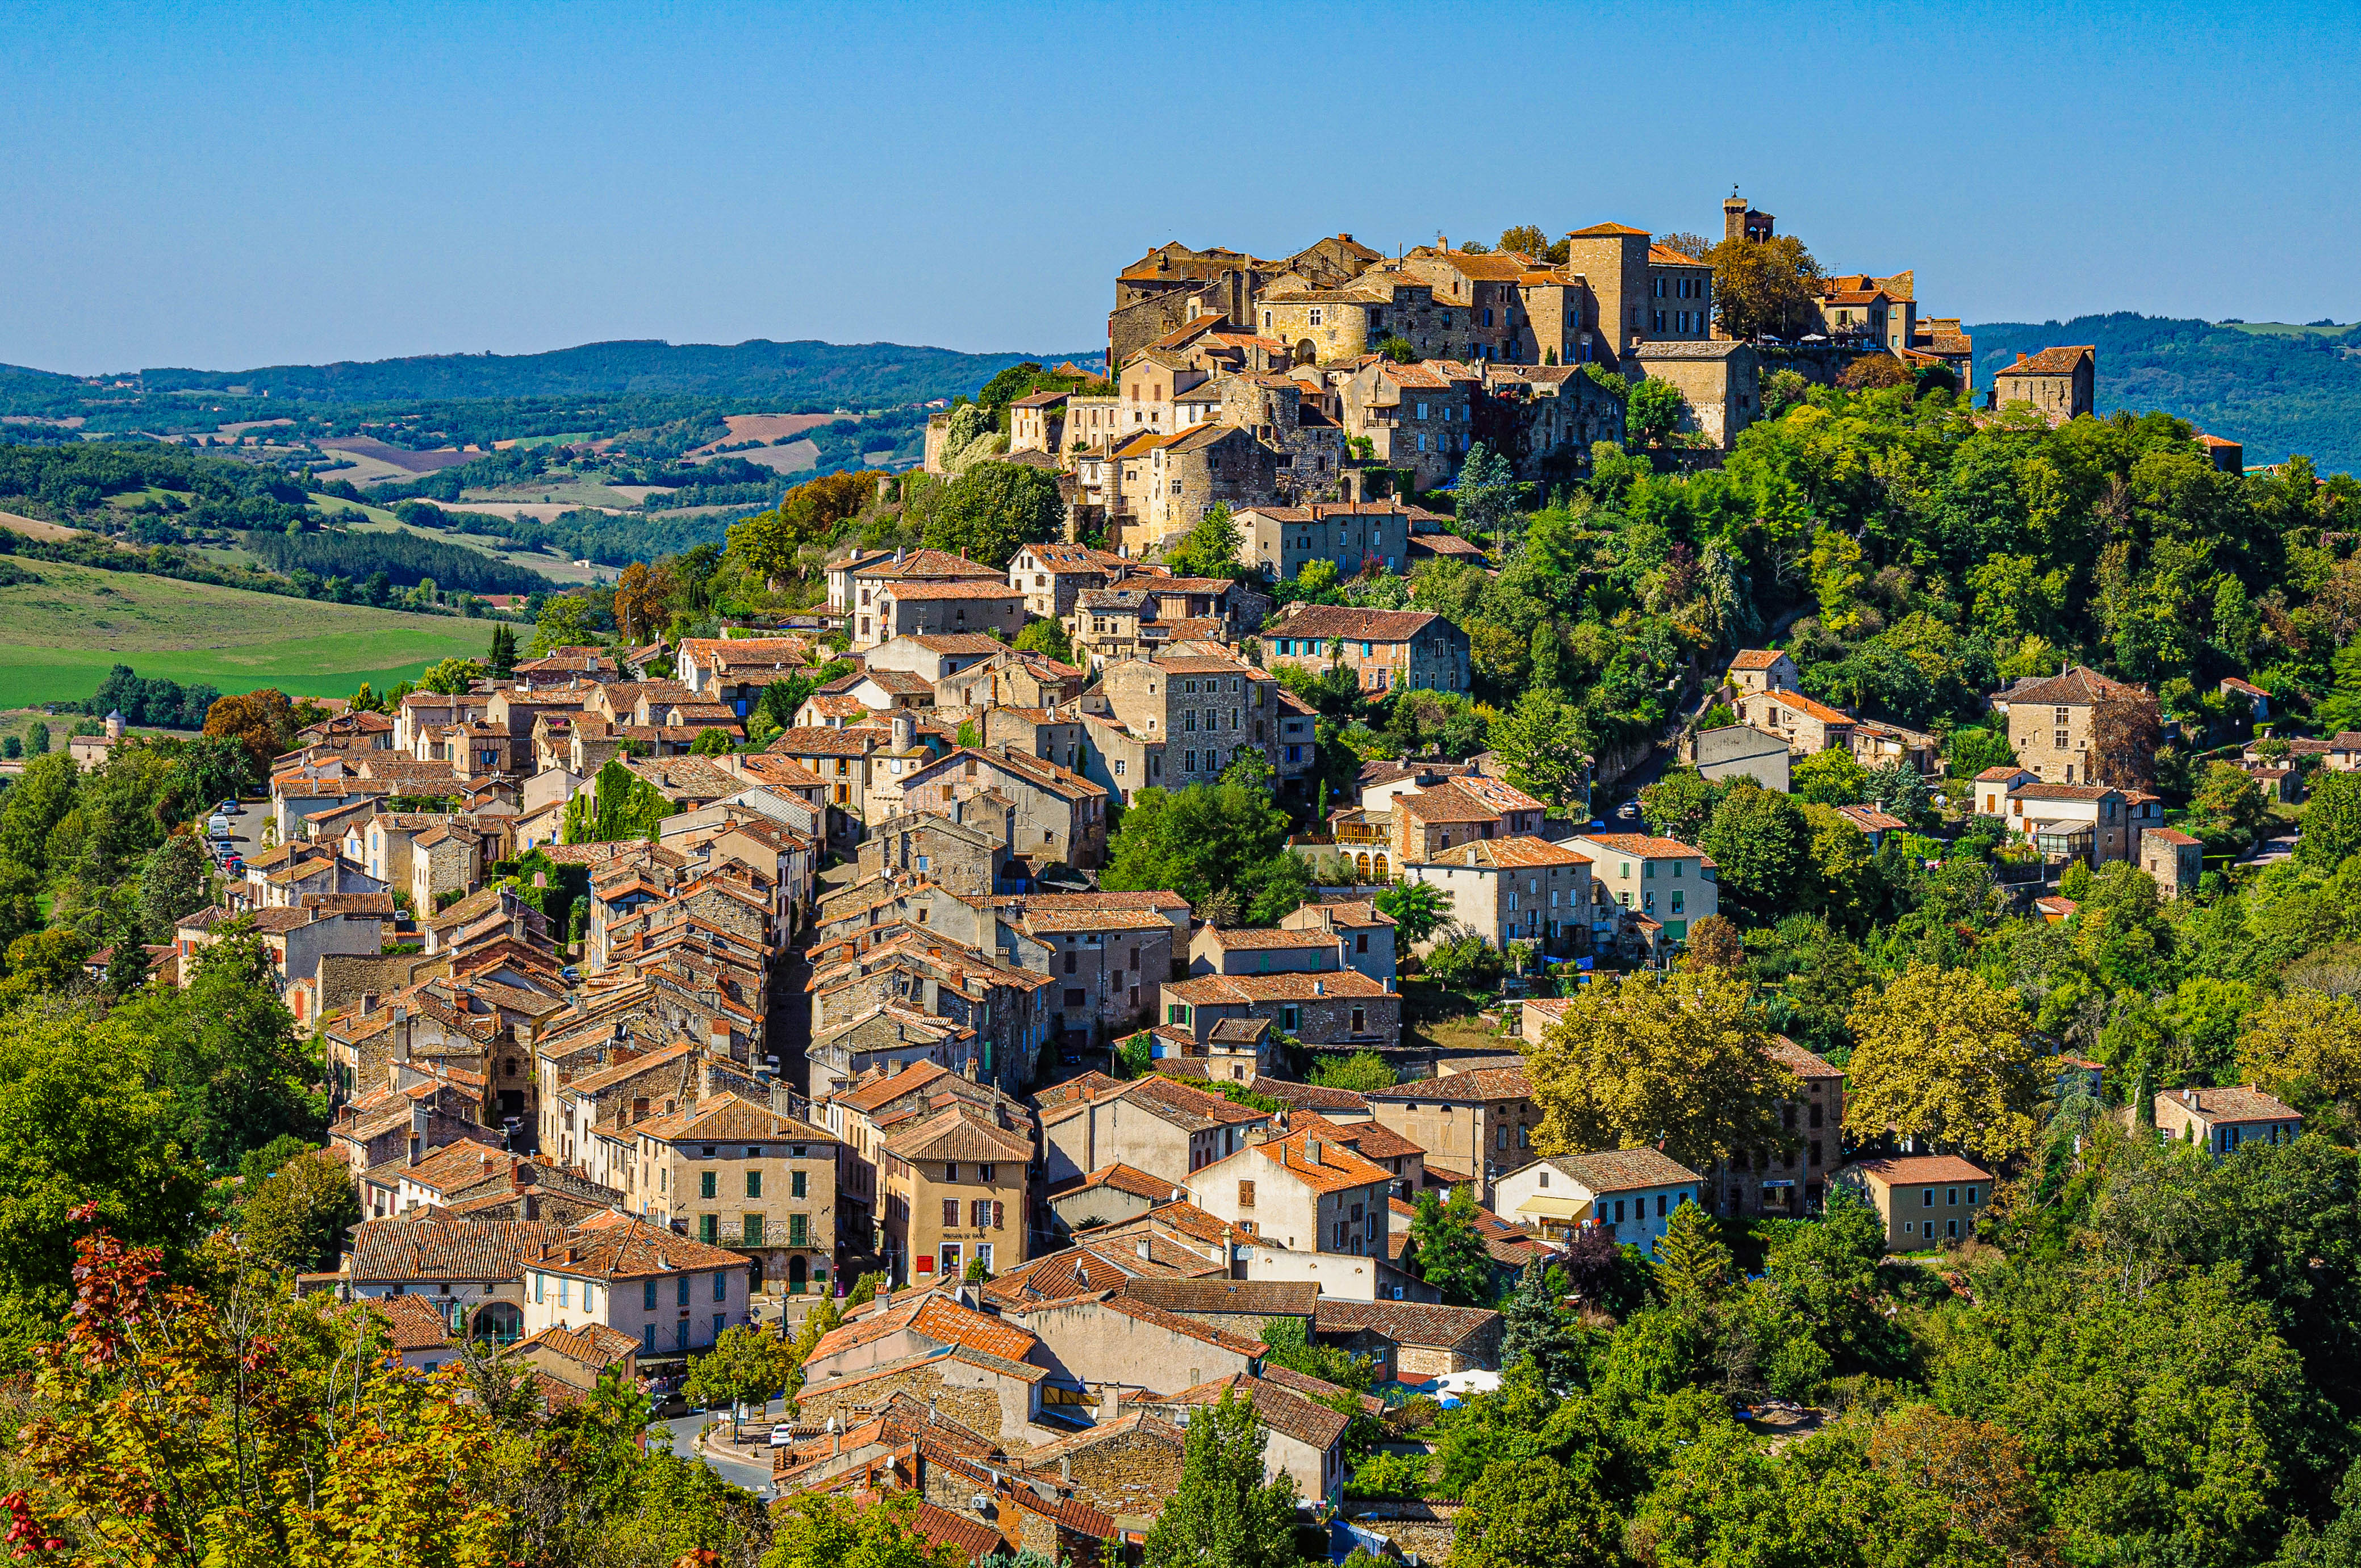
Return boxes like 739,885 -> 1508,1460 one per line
28,186 -> 2359,1567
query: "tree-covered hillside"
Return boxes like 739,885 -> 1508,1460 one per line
1970,313 -> 2361,474
137,337 -> 1100,408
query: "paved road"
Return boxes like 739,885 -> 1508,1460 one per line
657,1396 -> 790,1496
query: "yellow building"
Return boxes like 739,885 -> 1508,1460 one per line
626,1094 -> 841,1298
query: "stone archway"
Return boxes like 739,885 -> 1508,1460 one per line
471,1301 -> 521,1345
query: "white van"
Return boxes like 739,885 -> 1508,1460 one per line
207,814 -> 233,839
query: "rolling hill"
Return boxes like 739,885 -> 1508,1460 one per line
140,338 -> 1103,410
1967,313 -> 2361,474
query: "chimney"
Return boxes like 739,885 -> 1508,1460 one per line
1098,1383 -> 1121,1419
1060,1454 -> 1072,1485
1136,1238 -> 1151,1260
1313,978 -> 1324,996
2184,1089 -> 2199,1108
1306,1137 -> 1323,1166
408,1101 -> 428,1165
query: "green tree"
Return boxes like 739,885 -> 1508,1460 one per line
1014,614 -> 1076,664
1627,379 -> 1687,449
112,927 -> 324,1169
690,726 -> 733,755
921,462 -> 1065,570
2235,989 -> 2361,1113
684,1322 -> 802,1440
1143,1388 -> 1301,1568
1457,443 -> 1519,548
487,621 -> 518,677
2192,760 -> 2268,844
1407,1186 -> 1499,1306
1450,1456 -> 1616,1568
1259,1314 -> 1372,1393
2300,768 -> 2361,871
241,1147 -> 363,1273
1844,963 -> 2041,1164
1165,502 -> 1246,579
526,593 -> 603,656
419,657 -> 487,695
1698,783 -> 1812,921
762,1490 -> 963,1568
1101,776 -> 1299,924
1639,767 -> 1728,844
137,830 -> 212,943
1945,724 -> 2017,779
24,720 -> 48,756
1652,1199 -> 1734,1312
0,1008 -> 210,1361
1374,878 -> 1453,942
1309,1051 -> 1398,1092
1488,691 -> 1588,817
1791,746 -> 1867,806
1498,1260 -> 1585,1395
1527,969 -> 1795,1173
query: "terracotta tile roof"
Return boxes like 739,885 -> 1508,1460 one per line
2145,827 -> 2204,846
515,1320 -> 640,1371
1314,1298 -> 1501,1349
2012,783 -> 2118,802
882,1104 -> 1034,1164
1034,1071 -> 1126,1110
882,579 -> 1023,601
1064,1162 -> 1182,1202
1566,221 -> 1650,237
1533,1147 -> 1700,1194
1250,1077 -> 1369,1113
1433,834 -> 1592,871
1835,804 -> 1909,833
906,1501 -> 1005,1565
1648,244 -> 1710,266
2004,665 -> 2142,707
347,1218 -> 570,1282
1202,927 -> 1333,951
1999,346 -> 2095,377
1296,1111 -> 1420,1161
1364,1067 -> 1530,1104
1243,1124 -> 1393,1195
523,1214 -> 749,1281
1575,833 -> 1707,860
1394,782 -> 1505,825
370,1293 -> 454,1353
1119,1278 -> 1318,1317
632,1093 -> 833,1145
1975,765 -> 2032,781
1729,649 -> 1789,671
2157,1086 -> 2302,1126
1765,1038 -> 1842,1080
1844,1154 -> 1994,1185
768,727 -> 883,756
1266,604 -> 1443,643
1161,969 -> 1390,1006
1156,1372 -> 1348,1449
849,549 -> 1001,581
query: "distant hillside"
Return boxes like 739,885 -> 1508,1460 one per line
1968,313 -> 2361,474
138,338 -> 1104,411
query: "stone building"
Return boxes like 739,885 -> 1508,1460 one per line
1159,969 -> 1398,1053
1259,605 -> 1472,696
1994,665 -> 2150,785
2153,1085 -> 2303,1160
621,1094 -> 841,1298
2140,826 -> 2204,897
1232,501 -> 1424,582
1733,688 -> 1856,755
1083,651 -> 1283,791
1991,346 -> 2096,424
879,1103 -> 1035,1285
1335,359 -> 1481,490
1631,341 -> 1763,450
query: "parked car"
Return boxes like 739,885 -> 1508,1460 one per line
561,965 -> 581,982
206,814 -> 233,839
217,799 -> 243,816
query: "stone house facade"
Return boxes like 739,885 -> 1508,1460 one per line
1233,501 -> 1418,581
1084,652 -> 1282,789
1260,605 -> 1472,695
1732,688 -> 1856,754
1991,346 -> 2095,424
879,1105 -> 1034,1285
1159,968 -> 1398,1052
620,1094 -> 841,1298
1185,1125 -> 1395,1260
1363,1069 -> 1538,1191
1996,665 -> 2149,785
1403,835 -> 1594,960
1039,1073 -> 1271,1189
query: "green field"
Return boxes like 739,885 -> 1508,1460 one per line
2218,320 -> 2356,336
0,561 -> 501,706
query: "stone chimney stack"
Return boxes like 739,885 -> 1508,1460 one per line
408,1101 -> 428,1165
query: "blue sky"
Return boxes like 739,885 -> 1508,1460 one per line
4,0 -> 2355,373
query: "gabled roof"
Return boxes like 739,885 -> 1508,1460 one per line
2003,665 -> 2142,707
1528,1147 -> 1700,1194
1266,604 -> 1444,642
1842,1154 -> 1994,1185
1314,1297 -> 1501,1349
883,1104 -> 1033,1164
1364,1067 -> 1531,1105
2156,1086 -> 2302,1126
1999,345 -> 2095,377
1575,833 -> 1707,860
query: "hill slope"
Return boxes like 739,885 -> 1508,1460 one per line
136,338 -> 1102,410
1968,313 -> 2361,474
0,560 -> 494,705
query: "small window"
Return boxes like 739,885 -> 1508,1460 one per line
1239,1180 -> 1256,1208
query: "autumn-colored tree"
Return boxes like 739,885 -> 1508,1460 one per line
1838,354 -> 1912,391
1526,968 -> 1796,1173
203,687 -> 297,776
763,1491 -> 963,1568
2235,989 -> 2361,1113
1868,1406 -> 2060,1568
2090,687 -> 2163,788
11,1226 -> 511,1565
1844,964 -> 2042,1163
612,560 -> 678,643
1679,914 -> 1745,973
1704,233 -> 1821,340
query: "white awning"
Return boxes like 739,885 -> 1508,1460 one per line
1512,1194 -> 1591,1220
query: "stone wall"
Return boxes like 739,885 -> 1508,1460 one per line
796,1356 -> 1034,1442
